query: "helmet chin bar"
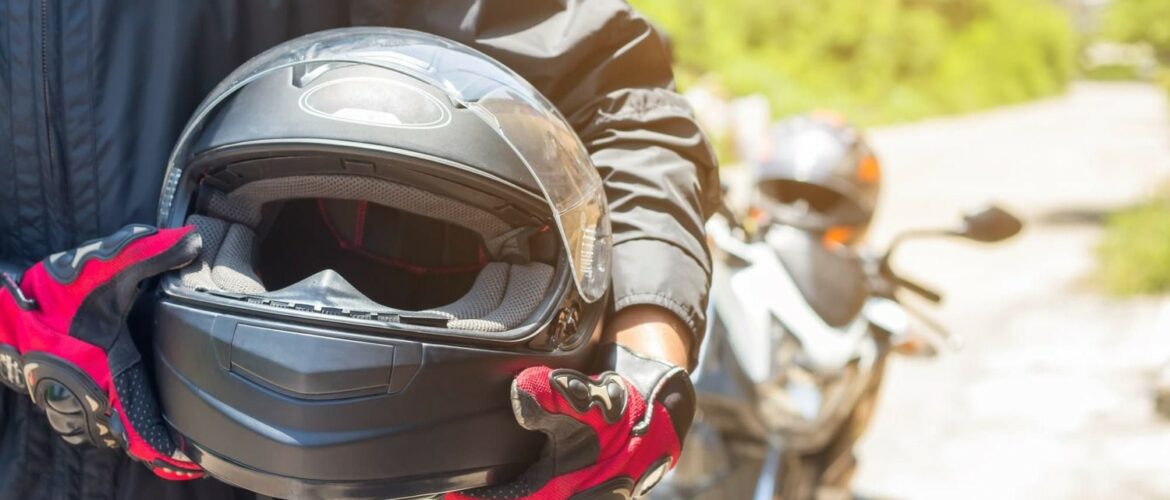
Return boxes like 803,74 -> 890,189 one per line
152,293 -> 603,499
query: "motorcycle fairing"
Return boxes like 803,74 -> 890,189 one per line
707,219 -> 873,378
765,226 -> 867,328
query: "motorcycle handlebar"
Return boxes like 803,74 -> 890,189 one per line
895,275 -> 943,304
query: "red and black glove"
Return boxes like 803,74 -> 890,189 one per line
0,224 -> 203,480
448,344 -> 696,500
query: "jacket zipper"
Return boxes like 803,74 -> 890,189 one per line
40,0 -> 54,186
39,0 -> 75,248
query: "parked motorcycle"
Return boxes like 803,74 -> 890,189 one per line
653,202 -> 1023,500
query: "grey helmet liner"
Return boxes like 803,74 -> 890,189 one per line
178,174 -> 554,334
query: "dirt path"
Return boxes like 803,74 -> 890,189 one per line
853,82 -> 1170,500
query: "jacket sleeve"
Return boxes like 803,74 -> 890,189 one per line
437,0 -> 721,365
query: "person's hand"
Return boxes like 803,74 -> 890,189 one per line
0,225 -> 203,480
446,343 -> 695,499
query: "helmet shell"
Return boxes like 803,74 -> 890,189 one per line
151,28 -> 608,499
755,113 -> 881,239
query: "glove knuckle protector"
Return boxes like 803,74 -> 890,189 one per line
0,225 -> 203,480
452,345 -> 695,500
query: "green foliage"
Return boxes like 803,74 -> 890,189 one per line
1160,68 -> 1170,99
630,0 -> 1076,125
1098,197 -> 1170,295
1103,0 -> 1170,61
1083,63 -> 1143,81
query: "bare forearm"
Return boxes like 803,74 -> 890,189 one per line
603,305 -> 694,369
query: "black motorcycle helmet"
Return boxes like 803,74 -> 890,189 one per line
754,111 -> 880,246
151,28 -> 611,499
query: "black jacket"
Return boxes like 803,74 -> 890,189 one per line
0,1 -> 718,498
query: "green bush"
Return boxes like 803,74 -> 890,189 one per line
1098,198 -> 1170,295
1103,0 -> 1170,63
1083,63 -> 1144,81
630,0 -> 1076,125
1159,67 -> 1170,99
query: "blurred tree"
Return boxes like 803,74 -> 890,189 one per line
1104,0 -> 1170,62
631,0 -> 1076,125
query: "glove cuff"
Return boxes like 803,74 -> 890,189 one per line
596,344 -> 695,441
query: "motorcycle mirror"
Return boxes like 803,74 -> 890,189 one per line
954,205 -> 1023,243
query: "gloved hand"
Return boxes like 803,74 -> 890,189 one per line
0,224 -> 203,480
447,344 -> 695,500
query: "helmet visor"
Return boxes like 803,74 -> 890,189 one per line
159,28 -> 611,302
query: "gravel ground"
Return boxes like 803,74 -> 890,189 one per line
852,82 -> 1170,500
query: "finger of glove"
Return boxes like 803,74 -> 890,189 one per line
18,226 -> 201,339
513,367 -> 650,472
513,366 -> 643,432
150,465 -> 203,481
113,364 -> 202,480
601,345 -> 695,440
452,369 -> 661,500
71,226 -> 201,316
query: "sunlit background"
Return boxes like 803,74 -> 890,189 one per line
632,0 -> 1170,498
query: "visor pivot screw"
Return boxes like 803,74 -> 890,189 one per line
553,304 -> 581,348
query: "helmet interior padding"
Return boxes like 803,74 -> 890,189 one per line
178,174 -> 557,334
204,175 -> 517,254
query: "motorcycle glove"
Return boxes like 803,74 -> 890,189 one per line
447,344 -> 696,500
0,225 -> 203,481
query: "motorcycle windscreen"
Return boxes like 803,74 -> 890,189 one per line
158,27 -> 612,303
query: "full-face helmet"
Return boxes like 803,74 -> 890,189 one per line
152,28 -> 610,499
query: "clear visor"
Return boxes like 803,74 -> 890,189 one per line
158,28 -> 611,302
